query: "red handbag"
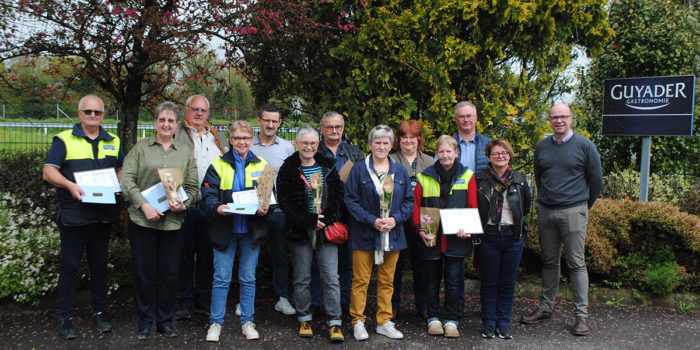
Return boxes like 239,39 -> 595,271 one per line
324,221 -> 349,244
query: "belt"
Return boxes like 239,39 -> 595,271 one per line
486,224 -> 514,232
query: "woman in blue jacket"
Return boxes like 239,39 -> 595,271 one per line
344,125 -> 414,341
200,120 -> 268,342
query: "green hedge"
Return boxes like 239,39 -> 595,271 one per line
525,198 -> 700,294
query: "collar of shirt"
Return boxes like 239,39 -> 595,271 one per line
72,123 -> 113,141
186,122 -> 211,136
552,130 -> 574,144
146,135 -> 179,149
253,134 -> 280,146
456,132 -> 476,144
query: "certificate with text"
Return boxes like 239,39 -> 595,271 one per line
439,208 -> 483,235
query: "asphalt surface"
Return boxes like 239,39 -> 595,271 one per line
1,285 -> 699,350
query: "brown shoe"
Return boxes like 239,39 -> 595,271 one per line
391,310 -> 398,321
417,310 -> 428,320
521,308 -> 552,324
572,316 -> 590,336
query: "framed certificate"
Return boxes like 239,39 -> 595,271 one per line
439,208 -> 483,235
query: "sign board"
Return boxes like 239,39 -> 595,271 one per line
602,75 -> 696,136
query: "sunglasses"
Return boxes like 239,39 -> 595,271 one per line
81,109 -> 104,116
374,125 -> 391,132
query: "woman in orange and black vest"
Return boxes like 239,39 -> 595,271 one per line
411,135 -> 477,338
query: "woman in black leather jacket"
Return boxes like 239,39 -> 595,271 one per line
475,139 -> 531,340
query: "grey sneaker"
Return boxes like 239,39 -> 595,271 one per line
235,303 -> 241,317
376,321 -> 403,339
274,297 -> 296,315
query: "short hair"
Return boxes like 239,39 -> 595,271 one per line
368,124 -> 394,145
229,120 -> 254,136
258,103 -> 280,118
154,101 -> 180,121
296,125 -> 319,141
394,120 -> 425,150
435,135 -> 458,151
484,139 -> 514,158
186,95 -> 210,109
454,101 -> 477,116
78,95 -> 104,111
320,111 -> 345,126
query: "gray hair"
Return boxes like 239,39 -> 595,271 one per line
296,125 -> 319,141
78,95 -> 104,111
155,101 -> 180,121
368,125 -> 394,144
320,111 -> 345,126
186,95 -> 210,109
454,101 -> 477,115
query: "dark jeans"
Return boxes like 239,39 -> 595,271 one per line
478,227 -> 523,328
177,207 -> 213,308
392,224 -> 427,312
129,220 -> 185,330
58,222 -> 111,319
265,209 -> 290,301
425,256 -> 464,323
311,240 -> 353,308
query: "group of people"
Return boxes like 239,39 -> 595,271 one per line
43,94 -> 602,343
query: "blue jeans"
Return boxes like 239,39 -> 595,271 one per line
289,240 -> 341,326
311,240 -> 352,308
426,256 -> 464,325
264,209 -> 290,301
177,207 -> 213,308
210,233 -> 260,325
478,227 -> 524,328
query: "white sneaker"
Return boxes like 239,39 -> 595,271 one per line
353,321 -> 369,341
235,303 -> 241,316
241,322 -> 259,340
274,297 -> 296,315
206,323 -> 221,342
377,321 -> 403,339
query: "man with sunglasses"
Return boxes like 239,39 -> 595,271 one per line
250,103 -> 297,316
43,95 -> 124,339
522,103 -> 602,336
315,111 -> 364,314
173,95 -> 230,320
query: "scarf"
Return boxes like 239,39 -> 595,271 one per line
434,160 -> 459,206
485,164 -> 514,225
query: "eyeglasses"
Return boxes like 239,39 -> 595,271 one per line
300,141 -> 319,148
188,107 -> 208,114
322,124 -> 344,130
374,125 -> 391,131
81,109 -> 104,116
549,115 -> 571,121
232,136 -> 252,142
490,152 -> 509,158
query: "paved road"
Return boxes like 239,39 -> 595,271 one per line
1,287 -> 699,350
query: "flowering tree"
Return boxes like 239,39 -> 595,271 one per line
0,0 -> 253,151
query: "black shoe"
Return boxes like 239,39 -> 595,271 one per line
59,318 -> 77,340
458,303 -> 465,318
137,327 -> 151,340
496,326 -> 512,339
192,302 -> 210,316
157,324 -> 178,338
481,326 -> 495,339
175,306 -> 192,320
340,303 -> 350,315
93,312 -> 112,333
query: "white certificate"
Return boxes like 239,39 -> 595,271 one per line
74,168 -> 121,192
439,208 -> 483,235
223,203 -> 259,215
141,182 -> 189,213
231,189 -> 277,205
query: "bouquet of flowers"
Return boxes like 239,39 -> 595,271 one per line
379,175 -> 394,219
309,172 -> 323,249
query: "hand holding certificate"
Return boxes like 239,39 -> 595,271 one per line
439,208 -> 483,235
73,168 -> 121,204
